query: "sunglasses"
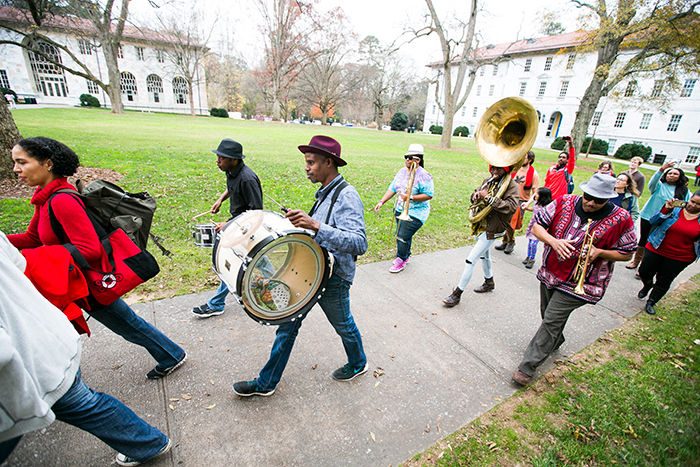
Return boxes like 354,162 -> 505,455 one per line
583,192 -> 607,205
404,155 -> 421,160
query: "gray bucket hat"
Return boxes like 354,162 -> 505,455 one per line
580,173 -> 617,199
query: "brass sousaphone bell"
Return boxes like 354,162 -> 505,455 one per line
469,97 -> 539,225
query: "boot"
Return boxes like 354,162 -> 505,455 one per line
443,287 -> 463,307
637,281 -> 653,299
494,242 -> 507,251
525,258 -> 535,269
645,299 -> 656,315
504,242 -> 515,254
474,277 -> 495,293
626,246 -> 645,269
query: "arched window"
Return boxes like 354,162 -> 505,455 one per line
172,77 -> 188,104
120,71 -> 138,101
147,74 -> 163,103
27,40 -> 69,97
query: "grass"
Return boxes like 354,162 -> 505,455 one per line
402,276 -> 700,467
1,107 -> 656,299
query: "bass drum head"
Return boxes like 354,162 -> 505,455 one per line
238,233 -> 333,325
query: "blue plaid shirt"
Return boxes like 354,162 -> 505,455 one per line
311,175 -> 367,283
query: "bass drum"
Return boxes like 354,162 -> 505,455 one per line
212,210 -> 334,325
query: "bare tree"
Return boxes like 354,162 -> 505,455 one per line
568,0 -> 700,152
206,54 -> 247,113
0,101 -> 22,179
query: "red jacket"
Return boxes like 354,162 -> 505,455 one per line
544,145 -> 576,200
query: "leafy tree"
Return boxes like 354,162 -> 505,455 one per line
568,0 -> 700,154
614,143 -> 652,161
453,125 -> 469,137
79,93 -> 100,107
390,111 -> 408,131
429,124 -> 443,135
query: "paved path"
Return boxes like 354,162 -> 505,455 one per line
6,238 -> 699,467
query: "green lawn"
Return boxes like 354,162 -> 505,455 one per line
1,107 -> 655,299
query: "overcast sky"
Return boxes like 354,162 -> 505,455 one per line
131,0 -> 583,76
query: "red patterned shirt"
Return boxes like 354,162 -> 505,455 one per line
534,195 -> 637,303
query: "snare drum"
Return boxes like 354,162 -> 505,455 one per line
192,223 -> 216,248
212,210 -> 333,325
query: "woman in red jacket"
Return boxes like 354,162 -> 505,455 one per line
9,137 -> 186,380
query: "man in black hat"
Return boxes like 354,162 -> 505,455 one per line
512,173 -> 637,386
233,135 -> 369,397
192,139 -> 263,318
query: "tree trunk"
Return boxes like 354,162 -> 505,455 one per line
440,98 -> 455,148
0,102 -> 22,179
188,80 -> 196,116
102,42 -> 124,114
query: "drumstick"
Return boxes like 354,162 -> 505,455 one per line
192,210 -> 212,221
265,194 -> 289,213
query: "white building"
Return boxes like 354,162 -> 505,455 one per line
424,32 -> 700,170
0,7 -> 208,114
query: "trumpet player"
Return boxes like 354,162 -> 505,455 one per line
443,164 -> 519,306
512,173 -> 637,386
374,144 -> 434,273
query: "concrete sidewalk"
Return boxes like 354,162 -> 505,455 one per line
6,238 -> 699,467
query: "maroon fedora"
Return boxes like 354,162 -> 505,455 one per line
298,135 -> 346,166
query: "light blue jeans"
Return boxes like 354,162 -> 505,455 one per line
457,232 -> 494,290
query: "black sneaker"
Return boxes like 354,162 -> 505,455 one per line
192,303 -> 224,318
147,353 -> 187,380
116,438 -> 171,466
233,380 -> 275,397
332,363 -> 368,381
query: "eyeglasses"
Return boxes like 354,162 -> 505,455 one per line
583,192 -> 607,205
404,155 -> 421,161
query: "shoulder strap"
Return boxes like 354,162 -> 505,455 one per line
308,177 -> 344,218
325,181 -> 348,225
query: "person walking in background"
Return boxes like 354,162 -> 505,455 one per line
621,156 -> 646,196
192,139 -> 263,318
8,137 -> 186,380
610,173 -> 640,222
0,232 -> 172,467
374,144 -> 434,273
512,173 -> 636,386
626,161 -> 690,271
521,187 -> 553,269
637,191 -> 700,315
544,136 -> 576,200
495,150 -> 539,254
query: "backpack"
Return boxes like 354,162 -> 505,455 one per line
564,171 -> 575,194
59,180 -> 157,251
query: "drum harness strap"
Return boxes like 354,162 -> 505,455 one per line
307,178 -> 357,261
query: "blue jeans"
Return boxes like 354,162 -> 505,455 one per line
394,212 -> 423,260
0,370 -> 168,463
457,232 -> 494,290
255,275 -> 367,390
88,298 -> 185,369
207,281 -> 230,311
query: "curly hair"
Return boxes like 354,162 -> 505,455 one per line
660,168 -> 689,200
15,137 -> 80,177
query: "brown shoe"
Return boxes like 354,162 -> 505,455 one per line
443,287 -> 463,307
503,242 -> 515,254
512,370 -> 532,386
474,277 -> 495,293
494,242 -> 507,251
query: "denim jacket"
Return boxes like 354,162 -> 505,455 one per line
647,207 -> 700,261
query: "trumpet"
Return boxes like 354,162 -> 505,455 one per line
573,219 -> 595,295
397,160 -> 418,222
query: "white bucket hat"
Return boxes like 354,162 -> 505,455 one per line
405,144 -> 424,157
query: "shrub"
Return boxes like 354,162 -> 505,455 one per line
551,136 -> 609,155
79,93 -> 101,107
210,108 -> 229,118
429,125 -> 443,135
453,126 -> 470,137
614,143 -> 652,161
390,112 -> 408,131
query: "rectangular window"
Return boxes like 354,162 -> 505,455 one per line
681,79 -> 697,98
489,84 -> 494,96
461,106 -> 466,117
559,81 -> 569,99
614,112 -> 626,128
480,67 -> 485,76
117,45 -> 124,59
651,80 -> 663,97
0,70 -> 10,89
537,81 -> 547,98
472,106 -> 478,117
544,56 -> 552,71
493,64 -> 498,76
640,113 -> 652,130
624,81 -> 636,97
86,79 -> 99,94
566,54 -> 575,70
469,124 -> 475,134
432,105 -> 436,115
476,85 -> 482,96
136,47 -> 144,61
686,147 -> 700,164
78,39 -> 92,55
592,111 -> 602,126
608,139 -> 617,153
667,114 -> 682,132
524,58 -> 532,72
156,50 -> 165,63
519,82 -> 526,97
